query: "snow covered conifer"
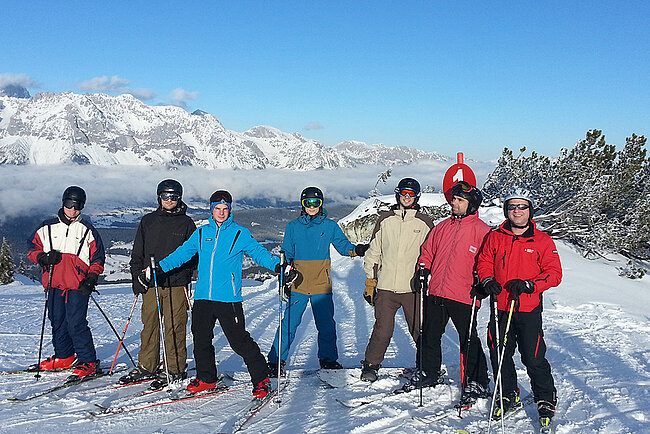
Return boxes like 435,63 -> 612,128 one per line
0,238 -> 14,284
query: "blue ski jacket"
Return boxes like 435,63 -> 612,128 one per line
160,215 -> 279,303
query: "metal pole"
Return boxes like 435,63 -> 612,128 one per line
35,264 -> 54,380
150,255 -> 171,388
458,296 -> 478,415
418,263 -> 427,407
487,299 -> 516,434
90,293 -> 136,367
275,251 -> 286,405
109,295 -> 139,374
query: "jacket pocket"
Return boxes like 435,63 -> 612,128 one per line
231,273 -> 237,297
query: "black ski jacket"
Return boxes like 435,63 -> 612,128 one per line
130,201 -> 197,288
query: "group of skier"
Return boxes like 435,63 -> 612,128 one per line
27,176 -> 562,429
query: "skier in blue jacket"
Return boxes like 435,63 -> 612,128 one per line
267,187 -> 367,375
158,190 -> 280,398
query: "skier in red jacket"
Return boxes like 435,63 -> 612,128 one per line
476,188 -> 562,428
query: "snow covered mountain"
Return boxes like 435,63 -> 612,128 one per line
0,91 -> 448,170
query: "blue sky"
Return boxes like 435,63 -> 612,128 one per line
1,1 -> 648,160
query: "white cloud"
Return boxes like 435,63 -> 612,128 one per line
0,73 -> 40,88
304,122 -> 324,131
78,75 -> 131,93
0,161 -> 495,221
128,88 -> 157,100
170,88 -> 199,101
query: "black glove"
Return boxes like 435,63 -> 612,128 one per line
132,272 -> 148,295
284,267 -> 299,285
78,272 -> 98,296
482,277 -> 502,296
470,273 -> 488,300
507,279 -> 534,299
37,250 -> 62,267
354,244 -> 369,257
412,268 -> 430,293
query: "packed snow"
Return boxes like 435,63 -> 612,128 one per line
0,228 -> 648,432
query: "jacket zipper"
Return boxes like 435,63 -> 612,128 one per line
231,273 -> 236,297
209,226 -> 219,300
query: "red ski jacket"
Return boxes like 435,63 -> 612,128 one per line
476,220 -> 562,312
418,213 -> 490,307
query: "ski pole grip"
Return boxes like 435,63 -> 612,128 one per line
279,251 -> 286,267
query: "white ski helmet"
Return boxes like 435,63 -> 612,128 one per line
503,187 -> 535,218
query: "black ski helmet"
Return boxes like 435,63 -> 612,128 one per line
450,181 -> 483,216
301,186 -> 324,202
62,186 -> 86,210
394,178 -> 421,205
157,179 -> 183,197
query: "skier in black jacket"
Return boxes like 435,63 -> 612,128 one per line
120,179 -> 197,388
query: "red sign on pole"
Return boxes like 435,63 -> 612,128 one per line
442,153 -> 477,204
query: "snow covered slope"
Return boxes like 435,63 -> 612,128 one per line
0,235 -> 648,433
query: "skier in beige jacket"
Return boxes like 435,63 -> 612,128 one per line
360,178 -> 434,382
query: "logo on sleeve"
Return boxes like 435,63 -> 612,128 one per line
469,245 -> 477,254
524,248 -> 535,253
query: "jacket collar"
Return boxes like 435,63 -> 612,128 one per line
299,208 -> 328,225
210,214 -> 234,231
499,219 -> 536,238
155,200 -> 188,216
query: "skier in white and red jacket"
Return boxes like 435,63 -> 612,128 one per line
28,186 -> 105,380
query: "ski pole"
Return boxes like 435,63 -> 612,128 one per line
487,298 -> 516,434
183,284 -> 193,310
150,255 -> 171,389
90,293 -> 137,367
458,295 -> 478,416
35,264 -> 54,380
417,263 -> 427,408
275,251 -> 286,405
109,294 -> 139,374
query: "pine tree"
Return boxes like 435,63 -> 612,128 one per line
0,238 -> 14,285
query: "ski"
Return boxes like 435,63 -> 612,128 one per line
7,369 -> 121,402
89,384 -> 243,418
336,381 -> 448,408
222,377 -> 290,433
0,367 -> 74,375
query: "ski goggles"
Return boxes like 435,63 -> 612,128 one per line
302,198 -> 323,208
506,203 -> 530,211
454,181 -> 474,193
63,199 -> 83,210
398,189 -> 417,198
159,192 -> 181,201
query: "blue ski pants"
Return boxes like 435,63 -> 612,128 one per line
47,288 -> 97,363
267,292 -> 338,364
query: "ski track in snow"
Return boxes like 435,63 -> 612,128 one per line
0,243 -> 649,433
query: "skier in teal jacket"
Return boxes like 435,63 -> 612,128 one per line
267,187 -> 366,375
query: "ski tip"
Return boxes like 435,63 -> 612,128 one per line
456,430 -> 470,434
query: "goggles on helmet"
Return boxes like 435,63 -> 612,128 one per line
302,198 -> 323,208
506,203 -> 530,211
454,181 -> 474,193
63,199 -> 83,210
159,192 -> 180,201
398,189 -> 417,198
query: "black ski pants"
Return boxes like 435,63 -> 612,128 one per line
487,305 -> 556,403
191,300 -> 268,386
420,295 -> 489,388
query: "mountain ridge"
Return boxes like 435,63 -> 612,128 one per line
0,91 -> 448,170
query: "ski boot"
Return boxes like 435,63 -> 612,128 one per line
458,380 -> 490,408
150,371 -> 187,390
537,398 -> 557,431
360,360 -> 380,382
319,360 -> 343,370
34,354 -> 76,371
491,391 -> 522,420
118,365 -> 157,385
401,370 -> 444,393
253,377 -> 271,398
